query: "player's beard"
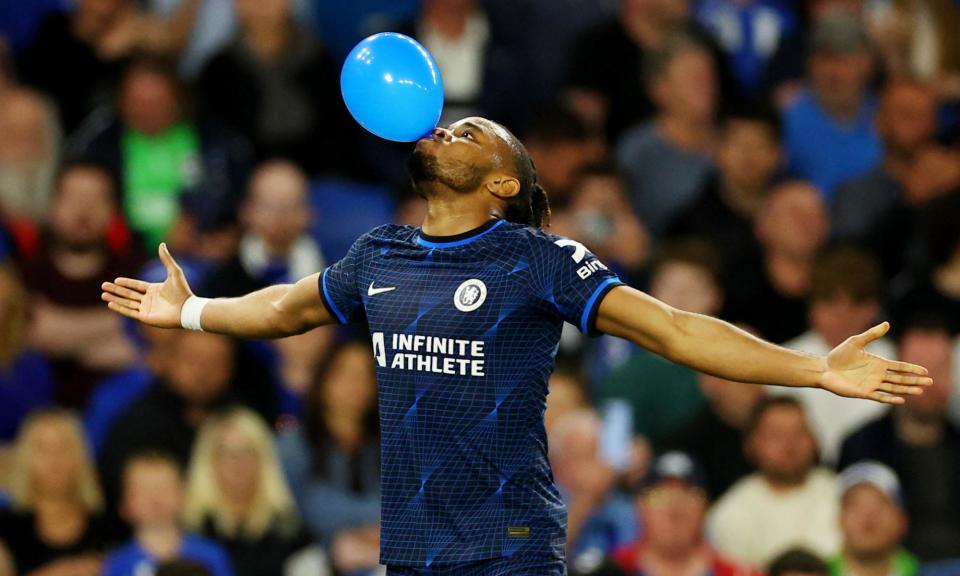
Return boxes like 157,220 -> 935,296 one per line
407,150 -> 485,197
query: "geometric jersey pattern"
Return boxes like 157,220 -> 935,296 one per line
319,219 -> 623,566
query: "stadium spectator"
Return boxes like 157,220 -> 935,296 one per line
201,161 -> 322,297
615,32 -> 718,236
184,407 -> 324,576
596,240 -> 724,449
667,105 -> 782,276
838,317 -> 960,560
708,396 -> 841,566
781,13 -> 881,201
0,88 -> 61,226
832,80 -> 959,279
277,341 -> 380,552
780,247 -> 890,465
98,331 -> 238,516
16,0 -> 199,134
522,104 -> 604,210
0,409 -> 106,575
564,0 -> 734,144
196,0 -> 353,176
103,451 -> 233,576
19,159 -> 141,409
666,372 -> 762,500
70,55 -> 252,252
767,548 -> 829,576
831,462 -> 920,576
549,163 -> 649,276
612,451 -> 760,576
890,190 -> 960,336
693,0 -> 799,102
548,410 -> 637,558
0,266 -> 53,443
724,181 -> 827,343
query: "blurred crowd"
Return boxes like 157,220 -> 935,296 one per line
0,0 -> 959,574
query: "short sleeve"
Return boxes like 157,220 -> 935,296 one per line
318,235 -> 366,325
530,234 -> 624,335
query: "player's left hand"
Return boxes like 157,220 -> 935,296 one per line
820,322 -> 932,404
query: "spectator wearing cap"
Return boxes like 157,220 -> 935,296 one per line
838,317 -> 960,561
707,396 -> 841,566
779,247 -> 891,465
831,461 -> 919,576
781,13 -> 881,201
612,451 -> 761,576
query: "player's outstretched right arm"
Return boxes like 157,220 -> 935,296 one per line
101,243 -> 334,338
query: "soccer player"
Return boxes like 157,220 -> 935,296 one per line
102,117 -> 930,576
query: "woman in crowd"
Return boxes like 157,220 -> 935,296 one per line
278,339 -> 380,572
184,407 -> 322,576
0,409 -> 106,576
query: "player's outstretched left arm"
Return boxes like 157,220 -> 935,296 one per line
595,286 -> 932,404
101,243 -> 335,338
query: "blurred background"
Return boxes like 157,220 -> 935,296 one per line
0,0 -> 958,575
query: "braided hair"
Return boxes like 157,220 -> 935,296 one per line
500,128 -> 551,229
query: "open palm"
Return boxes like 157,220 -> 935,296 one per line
821,322 -> 932,404
101,243 -> 192,329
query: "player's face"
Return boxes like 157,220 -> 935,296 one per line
841,484 -> 905,555
408,117 -> 510,194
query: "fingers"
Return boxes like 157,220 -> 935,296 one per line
867,391 -> 906,405
883,372 -> 934,386
101,281 -> 144,303
115,277 -> 150,292
877,382 -> 925,396
885,359 -> 929,376
102,291 -> 140,312
856,321 -> 890,346
106,300 -> 141,321
158,243 -> 182,277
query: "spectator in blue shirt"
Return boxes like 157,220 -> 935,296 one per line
782,13 -> 882,202
103,451 -> 234,576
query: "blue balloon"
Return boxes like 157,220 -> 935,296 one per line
341,33 -> 444,142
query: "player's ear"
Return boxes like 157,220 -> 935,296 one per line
486,175 -> 520,200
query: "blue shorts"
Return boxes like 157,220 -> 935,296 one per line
386,553 -> 566,576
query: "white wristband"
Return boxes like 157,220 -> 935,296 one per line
180,295 -> 210,331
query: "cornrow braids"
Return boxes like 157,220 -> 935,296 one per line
501,127 -> 551,228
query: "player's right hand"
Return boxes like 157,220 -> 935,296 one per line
101,243 -> 192,329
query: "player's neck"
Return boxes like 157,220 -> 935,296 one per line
421,193 -> 503,237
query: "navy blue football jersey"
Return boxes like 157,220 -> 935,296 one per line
318,218 -> 624,567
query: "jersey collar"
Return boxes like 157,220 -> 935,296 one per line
416,218 -> 505,248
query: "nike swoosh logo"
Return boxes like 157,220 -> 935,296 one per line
368,282 -> 397,296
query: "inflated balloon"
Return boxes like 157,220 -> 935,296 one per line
340,33 -> 444,142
